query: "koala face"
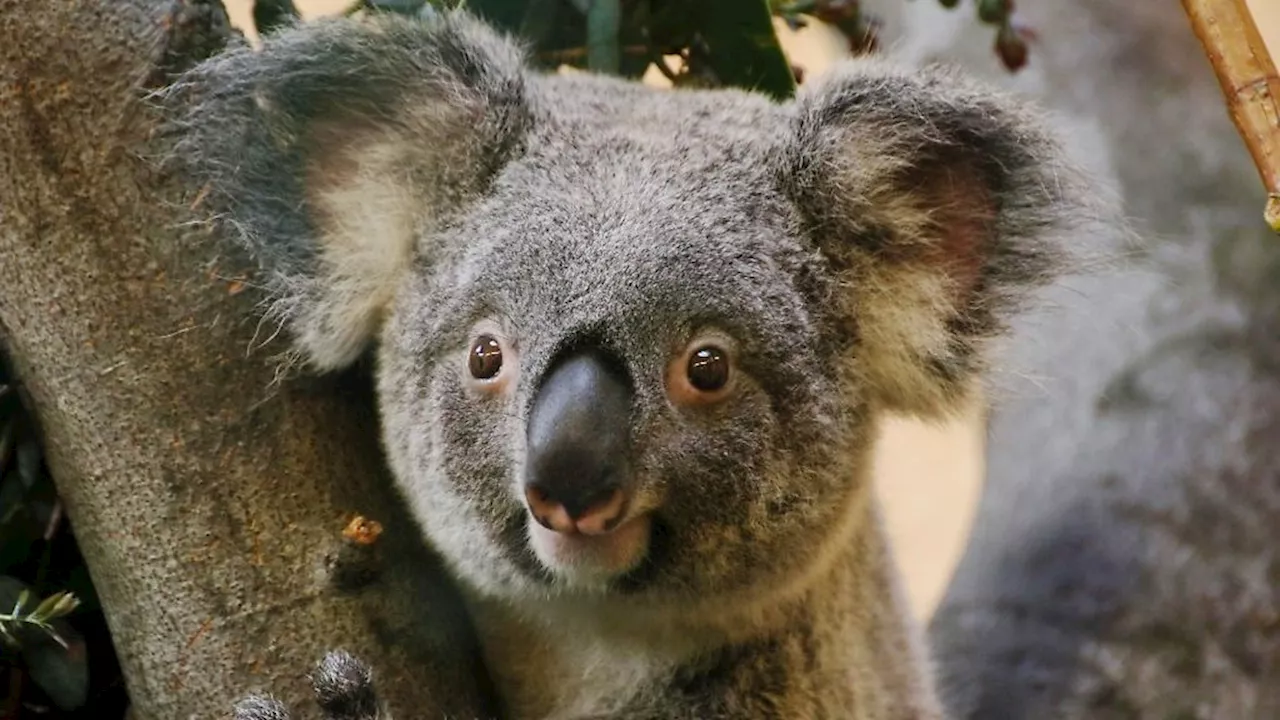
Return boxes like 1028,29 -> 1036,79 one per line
375,96 -> 856,601
169,12 -> 1085,612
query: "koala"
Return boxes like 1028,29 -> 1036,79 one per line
166,9 -> 1089,719
861,0 -> 1280,717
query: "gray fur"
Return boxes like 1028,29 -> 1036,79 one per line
312,651 -> 384,720
166,9 -> 1091,719
232,652 -> 384,720
866,1 -> 1280,717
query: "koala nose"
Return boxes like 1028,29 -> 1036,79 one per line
524,350 -> 633,536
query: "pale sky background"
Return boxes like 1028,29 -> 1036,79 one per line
1249,0 -> 1280,54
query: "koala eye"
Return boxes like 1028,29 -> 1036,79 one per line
687,346 -> 730,392
463,326 -> 518,397
468,334 -> 504,380
667,337 -> 736,406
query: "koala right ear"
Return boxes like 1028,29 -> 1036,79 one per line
164,12 -> 530,371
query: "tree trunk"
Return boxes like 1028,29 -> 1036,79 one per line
0,1 -> 494,717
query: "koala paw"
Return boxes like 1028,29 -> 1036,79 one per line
233,650 -> 383,720
311,650 -> 382,719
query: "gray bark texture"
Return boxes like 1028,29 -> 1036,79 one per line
0,1 -> 494,718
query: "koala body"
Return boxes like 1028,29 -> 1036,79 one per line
863,0 -> 1280,716
168,10 -> 1088,719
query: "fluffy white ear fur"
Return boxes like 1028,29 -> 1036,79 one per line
291,49 -> 527,371
786,58 -> 1075,419
166,11 -> 530,372
826,133 -> 998,418
299,133 -> 424,370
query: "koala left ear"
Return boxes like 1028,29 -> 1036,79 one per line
780,58 -> 1085,418
163,12 -> 530,371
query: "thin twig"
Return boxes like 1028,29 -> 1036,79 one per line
1183,0 -> 1280,231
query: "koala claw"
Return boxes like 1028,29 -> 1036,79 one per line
233,651 -> 382,720
311,650 -> 382,719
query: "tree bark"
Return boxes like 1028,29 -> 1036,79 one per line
0,1 -> 493,718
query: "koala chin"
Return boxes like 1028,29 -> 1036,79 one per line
527,515 -> 652,589
169,8 -> 1096,720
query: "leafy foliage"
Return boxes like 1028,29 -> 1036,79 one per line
0,362 -> 125,719
0,586 -> 81,649
252,1 -> 1034,101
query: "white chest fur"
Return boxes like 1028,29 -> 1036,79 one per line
469,596 -> 699,720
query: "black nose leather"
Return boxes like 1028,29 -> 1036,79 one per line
525,350 -> 633,522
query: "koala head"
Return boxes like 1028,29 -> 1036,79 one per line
169,12 -> 1082,610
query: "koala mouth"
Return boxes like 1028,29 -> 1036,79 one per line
526,511 -> 653,587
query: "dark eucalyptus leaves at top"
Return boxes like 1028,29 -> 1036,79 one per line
251,0 -> 300,36
250,0 -> 1034,101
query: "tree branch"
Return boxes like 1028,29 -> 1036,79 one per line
0,1 -> 493,716
1183,0 -> 1280,231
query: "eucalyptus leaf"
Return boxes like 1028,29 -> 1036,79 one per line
616,1 -> 654,79
525,2 -> 588,70
461,0 -> 529,34
15,431 -> 41,489
516,0 -> 565,51
366,0 -> 429,15
0,576 -> 21,603
695,0 -> 795,100
0,468 -> 24,519
252,0 -> 300,35
586,0 -> 621,74
618,53 -> 652,79
0,414 -> 15,471
61,564 -> 102,614
0,486 -> 37,573
31,591 -> 79,624
22,618 -> 89,710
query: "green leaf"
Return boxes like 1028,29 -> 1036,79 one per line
30,592 -> 64,623
366,0 -> 430,14
616,1 -> 655,79
585,0 -> 621,74
0,413 -> 16,471
251,0 -> 300,35
60,565 -> 102,615
23,620 -> 89,711
14,587 -> 30,616
515,0 -> 567,52
15,432 -> 41,489
31,592 -> 79,625
461,0 -> 529,34
696,0 -> 795,100
0,467 -> 28,527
